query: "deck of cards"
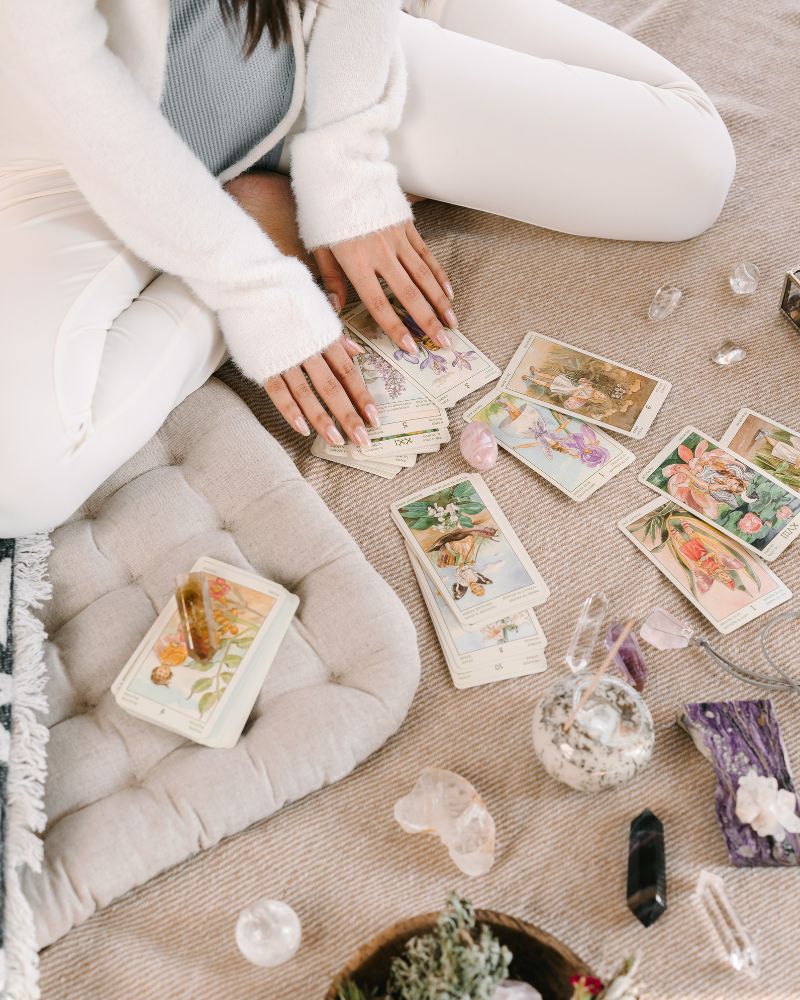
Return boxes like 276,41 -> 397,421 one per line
391,473 -> 550,688
112,558 -> 298,747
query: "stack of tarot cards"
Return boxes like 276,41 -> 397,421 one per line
112,557 -> 298,748
310,295 -> 501,480
390,473 -> 550,688
462,331 -> 675,501
617,422 -> 798,634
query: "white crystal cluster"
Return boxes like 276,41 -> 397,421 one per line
394,767 -> 496,876
735,769 -> 800,840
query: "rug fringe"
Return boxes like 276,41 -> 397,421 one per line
4,535 -> 52,1000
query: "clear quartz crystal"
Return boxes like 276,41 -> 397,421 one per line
711,341 -> 747,366
235,899 -> 302,968
175,572 -> 218,664
729,261 -> 760,295
640,608 -> 696,650
648,285 -> 682,320
695,871 -> 759,975
565,592 -> 609,672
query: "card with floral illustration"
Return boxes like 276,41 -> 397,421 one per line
463,388 -> 635,501
638,426 -> 800,562
342,297 -> 500,409
353,340 -> 445,422
719,409 -> 800,495
498,332 -> 671,439
112,557 -> 298,747
390,473 -> 550,628
618,497 -> 792,633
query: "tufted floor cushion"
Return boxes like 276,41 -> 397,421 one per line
22,377 -> 420,949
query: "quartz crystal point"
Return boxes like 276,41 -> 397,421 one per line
565,592 -> 608,672
639,607 -> 696,650
235,898 -> 302,967
605,621 -> 648,691
490,982 -> 543,1000
394,767 -> 496,876
626,809 -> 666,927
695,870 -> 759,975
728,261 -> 760,295
175,572 -> 218,664
678,700 -> 800,866
711,340 -> 747,366
648,285 -> 682,320
460,421 -> 498,471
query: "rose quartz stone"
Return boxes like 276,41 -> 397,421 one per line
459,421 -> 498,471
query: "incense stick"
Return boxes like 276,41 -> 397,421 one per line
563,619 -> 635,732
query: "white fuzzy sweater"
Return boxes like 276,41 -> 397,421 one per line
0,0 -> 413,382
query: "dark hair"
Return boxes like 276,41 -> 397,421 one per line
218,0 -> 292,55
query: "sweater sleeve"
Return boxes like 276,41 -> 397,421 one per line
0,0 -> 341,384
290,0 -> 414,250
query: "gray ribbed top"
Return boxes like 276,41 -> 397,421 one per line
161,0 -> 296,176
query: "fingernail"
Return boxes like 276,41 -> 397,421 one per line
443,281 -> 454,301
352,425 -> 371,448
327,292 -> 341,313
444,308 -> 458,329
365,403 -> 381,428
344,337 -> 364,355
400,334 -> 418,354
436,330 -> 452,349
294,415 -> 310,436
325,425 -> 345,446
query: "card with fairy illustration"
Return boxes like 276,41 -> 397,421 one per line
390,473 -> 550,628
639,426 -> 800,562
619,497 -> 792,633
463,388 -> 635,501
719,409 -> 800,495
342,297 -> 501,409
498,332 -> 671,439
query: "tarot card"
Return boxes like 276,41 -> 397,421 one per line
497,332 -> 671,439
311,434 -> 402,479
348,413 -> 451,459
638,426 -> 800,562
463,388 -> 635,502
390,473 -> 550,627
354,342 -> 448,422
342,298 -> 501,409
719,409 -> 800,495
618,497 -> 792,634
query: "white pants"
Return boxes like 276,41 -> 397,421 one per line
0,0 -> 735,538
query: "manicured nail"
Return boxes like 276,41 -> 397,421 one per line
344,337 -> 364,355
352,425 -> 371,449
400,334 -> 418,354
444,308 -> 458,329
327,292 -> 341,313
436,330 -> 452,349
365,403 -> 381,428
443,281 -> 454,301
293,415 -> 310,436
325,425 -> 345,446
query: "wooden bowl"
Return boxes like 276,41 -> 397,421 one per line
325,909 -> 592,1000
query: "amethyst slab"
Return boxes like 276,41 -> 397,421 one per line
678,699 -> 800,867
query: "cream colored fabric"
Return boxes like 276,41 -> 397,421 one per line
37,1 -> 800,998
24,378 -> 420,950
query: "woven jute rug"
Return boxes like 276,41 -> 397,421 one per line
38,0 -> 800,997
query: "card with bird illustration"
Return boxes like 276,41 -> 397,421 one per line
719,409 -> 800,495
463,388 -> 635,501
618,497 -> 792,633
639,426 -> 800,562
390,473 -> 550,629
498,332 -> 671,439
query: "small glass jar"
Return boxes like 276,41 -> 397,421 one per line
531,673 -> 655,793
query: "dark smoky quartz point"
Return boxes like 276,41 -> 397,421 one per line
626,808 -> 666,927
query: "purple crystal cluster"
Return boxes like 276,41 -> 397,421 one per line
678,700 -> 800,867
605,622 -> 648,691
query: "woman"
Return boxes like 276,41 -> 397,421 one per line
0,0 -> 735,537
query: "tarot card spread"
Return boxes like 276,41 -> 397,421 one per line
619,497 -> 792,634
463,388 -> 635,501
639,426 -> 800,562
342,298 -> 501,409
719,409 -> 800,495
498,332 -> 671,439
391,473 -> 550,628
